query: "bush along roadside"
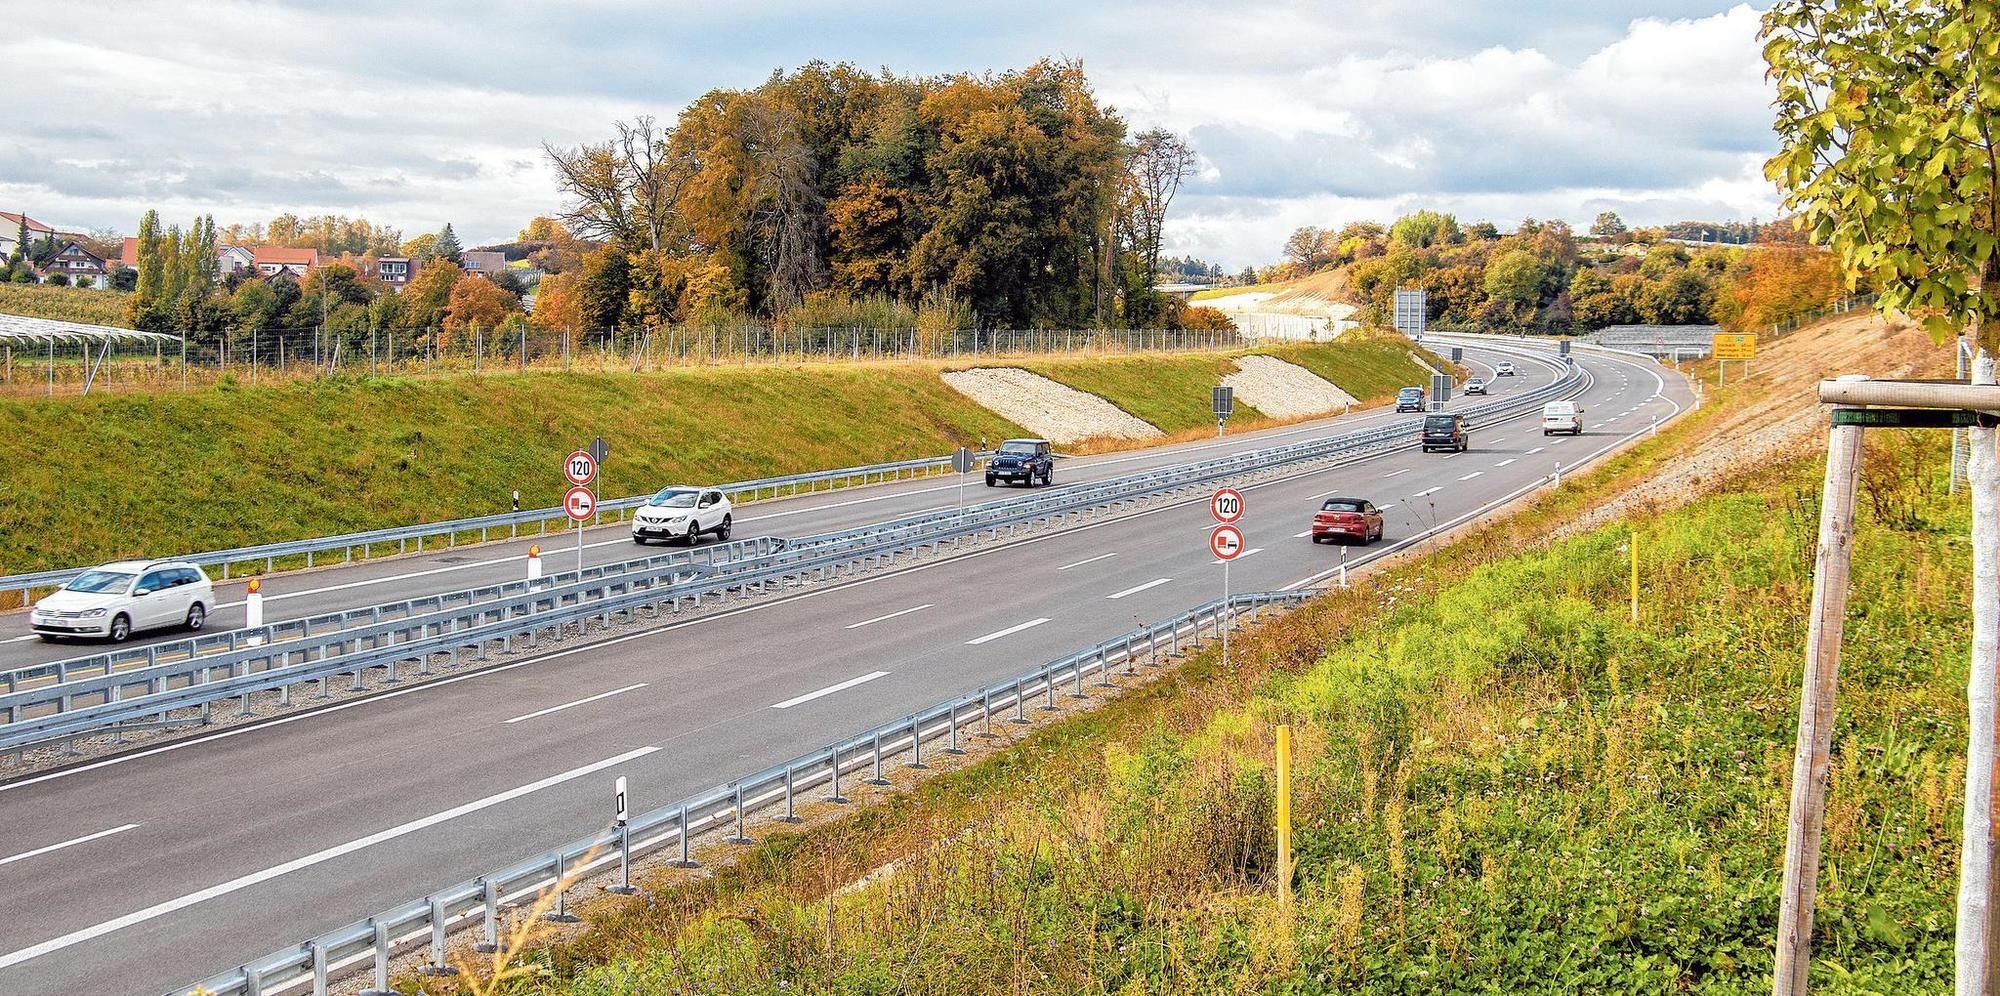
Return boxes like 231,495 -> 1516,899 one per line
422,399 -> 1968,996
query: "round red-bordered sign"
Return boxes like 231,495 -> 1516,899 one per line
1210,487 -> 1245,524
563,484 -> 598,522
563,449 -> 598,486
1209,524 -> 1244,561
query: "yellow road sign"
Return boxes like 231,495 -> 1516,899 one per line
1713,333 -> 1757,359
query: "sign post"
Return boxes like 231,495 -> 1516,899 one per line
563,448 -> 599,574
1712,333 -> 1757,385
952,446 -> 974,507
1210,488 -> 1246,668
1212,385 -> 1234,438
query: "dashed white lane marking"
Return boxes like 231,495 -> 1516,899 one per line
845,604 -> 935,630
1458,472 -> 1484,481
0,747 -> 659,971
503,683 -> 648,724
1293,530 -> 1313,538
1413,487 -> 1443,498
1213,547 -> 1265,565
966,618 -> 1052,646
1054,552 -> 1118,572
1495,458 -> 1517,467
771,671 -> 889,709
1377,503 -> 1399,511
1381,468 -> 1412,479
1527,446 -> 1546,454
0,824 -> 140,868
1106,578 -> 1173,600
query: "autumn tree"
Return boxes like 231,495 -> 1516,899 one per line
441,275 -> 520,347
1589,211 -> 1628,237
1389,210 -> 1461,249
396,260 -> 462,331
1284,226 -> 1334,272
1119,127 -> 1200,323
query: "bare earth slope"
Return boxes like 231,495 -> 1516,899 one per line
940,367 -> 1164,443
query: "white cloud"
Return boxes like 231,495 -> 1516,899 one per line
4,1 -> 1778,267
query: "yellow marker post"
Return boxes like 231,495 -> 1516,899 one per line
1276,724 -> 1293,906
1629,530 -> 1640,623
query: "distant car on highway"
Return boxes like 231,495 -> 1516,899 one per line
1495,361 -> 1517,377
1421,412 -> 1470,452
1309,497 -> 1384,545
1395,387 -> 1426,412
31,560 -> 213,643
986,438 -> 1055,487
1542,401 -> 1583,435
1464,377 -> 1488,395
632,486 -> 733,545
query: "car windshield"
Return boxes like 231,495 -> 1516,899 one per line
67,570 -> 134,593
647,489 -> 700,509
1321,500 -> 1365,513
999,441 -> 1039,455
1424,415 -> 1457,429
1399,388 -> 1422,397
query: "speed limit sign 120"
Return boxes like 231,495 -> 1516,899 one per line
564,449 -> 598,487
1210,488 -> 1245,524
1209,524 -> 1244,561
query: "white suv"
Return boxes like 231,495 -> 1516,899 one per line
31,560 -> 214,642
632,487 -> 733,546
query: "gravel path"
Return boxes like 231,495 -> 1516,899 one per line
941,367 -> 1163,443
1223,355 -> 1357,418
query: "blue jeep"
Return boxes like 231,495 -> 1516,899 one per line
986,438 -> 1055,487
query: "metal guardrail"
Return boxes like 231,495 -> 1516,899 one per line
0,451 -> 991,603
0,343 -> 1584,756
176,590 -> 1311,996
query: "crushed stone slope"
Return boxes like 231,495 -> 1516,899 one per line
940,367 -> 1163,444
1222,355 -> 1357,418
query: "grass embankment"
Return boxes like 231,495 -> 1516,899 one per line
1253,328 -> 1436,403
1016,352 -> 1271,433
463,405 -> 1966,994
0,283 -> 130,327
0,366 -> 1022,576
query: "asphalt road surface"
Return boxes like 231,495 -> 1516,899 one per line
0,340 -> 1688,995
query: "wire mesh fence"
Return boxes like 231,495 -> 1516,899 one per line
0,323 -> 1246,398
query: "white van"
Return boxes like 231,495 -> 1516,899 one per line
1542,401 -> 1583,436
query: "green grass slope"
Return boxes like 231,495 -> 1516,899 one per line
511,438 -> 1966,995
1253,329 -> 1435,403
1012,352 -> 1269,434
0,366 -> 1023,574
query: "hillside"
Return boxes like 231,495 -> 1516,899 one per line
0,336 -> 1436,575
0,284 -> 131,328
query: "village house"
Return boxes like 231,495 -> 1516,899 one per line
0,211 -> 57,260
39,241 -> 112,288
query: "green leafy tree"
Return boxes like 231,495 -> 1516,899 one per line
1389,210 -> 1461,249
1589,211 -> 1628,237
9,214 -> 24,265
1763,2 -> 2000,981
1481,248 -> 1548,316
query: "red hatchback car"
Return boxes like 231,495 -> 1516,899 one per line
1310,497 -> 1384,545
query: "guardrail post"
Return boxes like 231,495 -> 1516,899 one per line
475,878 -> 500,952
1042,669 -> 1059,711
781,765 -> 802,822
242,963 -> 264,996
610,823 -> 640,894
826,743 -> 850,804
422,896 -> 460,973
1011,678 -> 1030,724
310,938 -> 329,996
947,702 -> 965,754
672,804 -> 701,866
908,713 -> 926,769
980,689 -> 997,738
1071,658 -> 1088,699
726,783 -> 753,844
866,730 -> 889,785
358,919 -> 398,996
544,851 -> 580,922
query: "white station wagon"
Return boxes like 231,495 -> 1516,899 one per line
31,560 -> 215,642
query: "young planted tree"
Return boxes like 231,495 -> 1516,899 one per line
1763,1 -> 1999,991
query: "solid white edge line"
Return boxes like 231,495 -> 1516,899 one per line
0,747 -> 659,971
965,617 -> 1052,646
771,671 -> 890,709
0,823 -> 140,868
1105,578 -> 1173,600
844,603 -> 936,630
502,683 -> 649,724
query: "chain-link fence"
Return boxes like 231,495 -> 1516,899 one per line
0,323 -> 1246,398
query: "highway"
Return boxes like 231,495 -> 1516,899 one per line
0,354 -> 1555,674
0,341 -> 1689,995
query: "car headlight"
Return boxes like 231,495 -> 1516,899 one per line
83,608 -> 107,617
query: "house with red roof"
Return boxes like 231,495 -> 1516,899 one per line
1,211 -> 56,260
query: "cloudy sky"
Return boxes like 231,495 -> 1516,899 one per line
3,1 -> 1780,268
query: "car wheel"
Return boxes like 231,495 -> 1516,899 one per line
985,476 -> 996,487
684,522 -> 701,546
108,613 -> 132,643
1043,467 -> 1054,486
717,514 -> 733,541
1543,429 -> 1551,436
186,602 -> 206,632
633,535 -> 648,546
